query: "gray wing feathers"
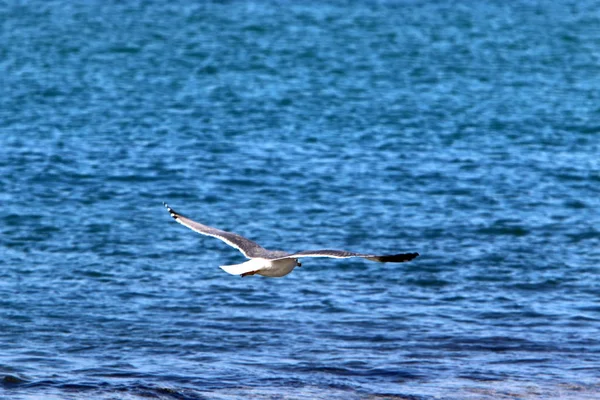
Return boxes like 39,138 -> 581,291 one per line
276,250 -> 419,263
163,203 -> 419,264
163,203 -> 271,259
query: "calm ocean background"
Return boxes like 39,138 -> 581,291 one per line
1,1 -> 600,399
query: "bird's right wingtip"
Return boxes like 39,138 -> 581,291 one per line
163,202 -> 178,220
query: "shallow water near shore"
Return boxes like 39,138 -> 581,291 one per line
1,0 -> 600,399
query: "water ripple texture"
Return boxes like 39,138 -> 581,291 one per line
1,1 -> 599,399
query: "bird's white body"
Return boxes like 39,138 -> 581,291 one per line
220,258 -> 299,277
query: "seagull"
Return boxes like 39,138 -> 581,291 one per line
163,203 -> 419,278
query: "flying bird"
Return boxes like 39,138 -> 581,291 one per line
163,203 -> 419,278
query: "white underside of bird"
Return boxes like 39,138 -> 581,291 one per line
163,203 -> 419,278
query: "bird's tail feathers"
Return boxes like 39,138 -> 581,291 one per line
219,259 -> 262,276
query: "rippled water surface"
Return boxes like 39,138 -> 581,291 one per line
2,1 -> 600,399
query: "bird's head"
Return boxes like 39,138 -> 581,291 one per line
296,259 -> 302,267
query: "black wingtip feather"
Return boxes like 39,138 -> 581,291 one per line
163,202 -> 179,220
379,252 -> 419,263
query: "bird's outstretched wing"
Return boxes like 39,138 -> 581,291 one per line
274,249 -> 419,263
163,203 -> 274,259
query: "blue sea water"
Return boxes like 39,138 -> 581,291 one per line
1,0 -> 600,399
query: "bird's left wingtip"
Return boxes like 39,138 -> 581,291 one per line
378,252 -> 420,263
